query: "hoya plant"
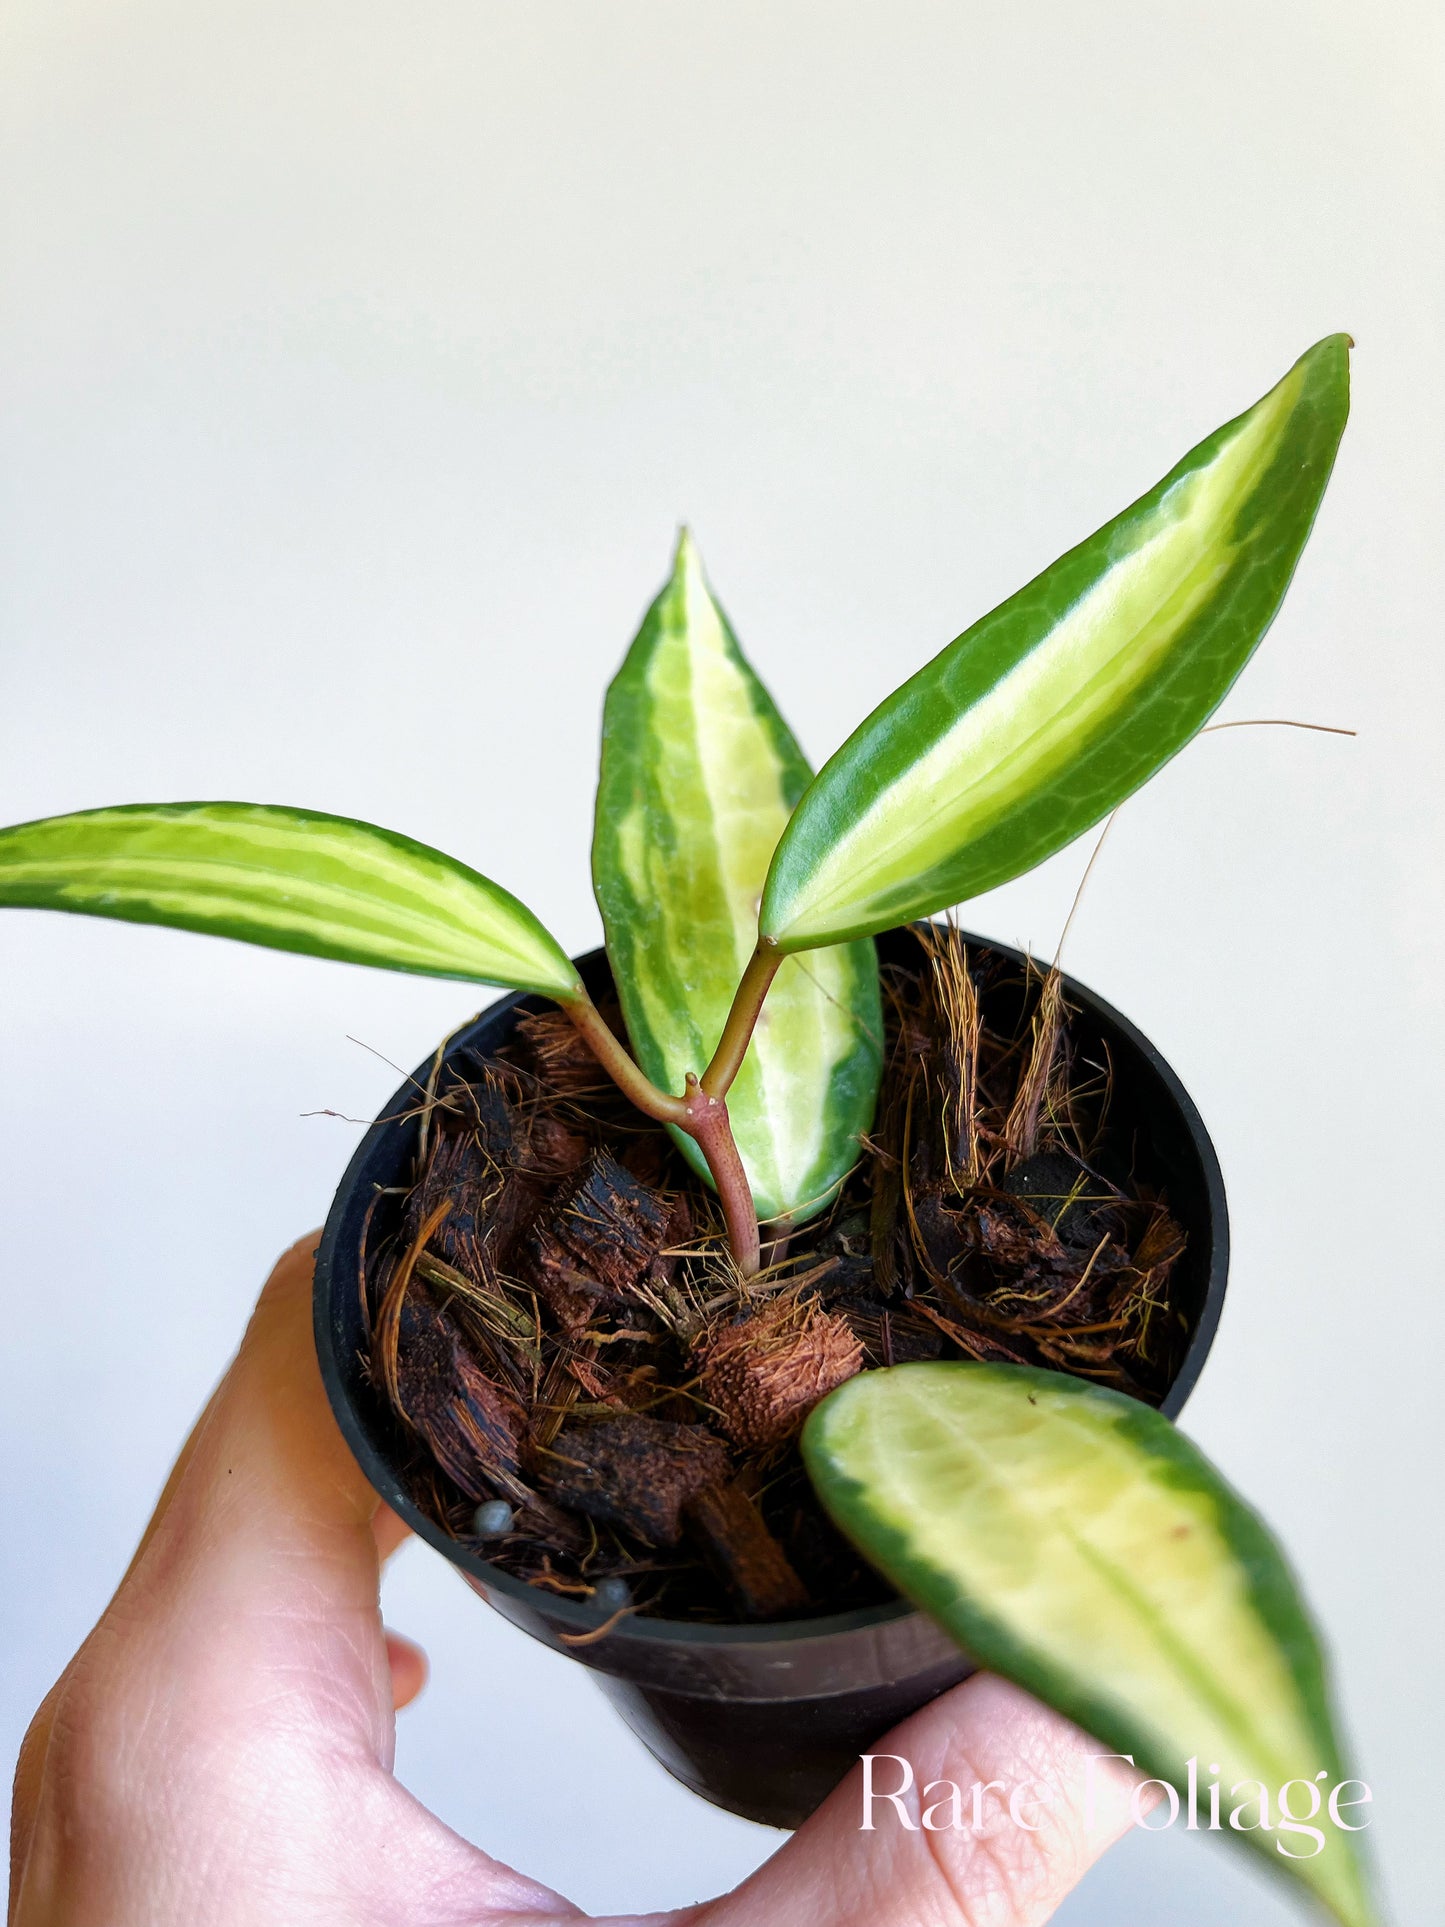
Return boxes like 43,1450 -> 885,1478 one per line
1,337 -> 1372,1923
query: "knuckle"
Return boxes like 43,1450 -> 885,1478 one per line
25,1625 -> 153,1840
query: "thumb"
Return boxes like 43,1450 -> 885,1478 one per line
705,1672 -> 1144,1927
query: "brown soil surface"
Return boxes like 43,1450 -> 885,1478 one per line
362,927 -> 1189,1624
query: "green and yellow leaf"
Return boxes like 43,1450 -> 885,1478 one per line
0,801 -> 580,998
593,531 -> 881,1223
802,1362 -> 1376,1927
763,335 -> 1352,949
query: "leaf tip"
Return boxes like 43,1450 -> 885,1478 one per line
671,522 -> 702,582
1297,332 -> 1354,402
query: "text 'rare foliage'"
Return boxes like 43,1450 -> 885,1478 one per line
804,1364 -> 1376,1927
0,335 -> 1367,1920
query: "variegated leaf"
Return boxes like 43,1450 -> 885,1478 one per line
593,531 -> 881,1223
763,336 -> 1351,949
0,801 -> 581,998
803,1363 -> 1376,1927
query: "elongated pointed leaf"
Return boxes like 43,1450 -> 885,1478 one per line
763,336 -> 1351,949
0,802 -> 581,999
593,532 -> 881,1223
803,1363 -> 1375,1927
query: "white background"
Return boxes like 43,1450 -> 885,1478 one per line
2,3 -> 1441,1920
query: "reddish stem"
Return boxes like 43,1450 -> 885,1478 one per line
679,1075 -> 761,1277
561,995 -> 689,1126
700,940 -> 782,1098
561,993 -> 761,1276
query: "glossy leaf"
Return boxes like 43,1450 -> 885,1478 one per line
0,801 -> 581,999
593,531 -> 882,1223
803,1363 -> 1376,1927
763,336 -> 1352,949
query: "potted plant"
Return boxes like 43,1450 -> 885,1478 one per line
0,335 -> 1372,1925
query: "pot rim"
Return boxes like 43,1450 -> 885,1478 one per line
314,922 -> 1228,1649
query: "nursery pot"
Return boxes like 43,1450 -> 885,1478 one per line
314,926 -> 1228,1830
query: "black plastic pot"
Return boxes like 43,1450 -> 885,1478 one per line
314,926 -> 1228,1830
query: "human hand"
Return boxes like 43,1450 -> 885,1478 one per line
10,1235 -> 1144,1926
